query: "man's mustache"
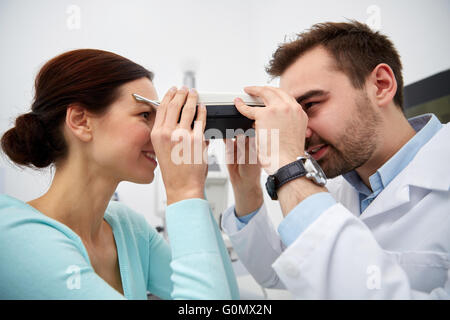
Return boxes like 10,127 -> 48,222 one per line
305,135 -> 330,151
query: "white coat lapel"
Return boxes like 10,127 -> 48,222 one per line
360,123 -> 450,220
326,176 -> 360,217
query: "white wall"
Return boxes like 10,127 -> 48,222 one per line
1,0 -> 449,228
246,0 -> 450,86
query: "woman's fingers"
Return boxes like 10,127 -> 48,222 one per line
193,103 -> 207,138
179,88 -> 198,129
154,86 -> 177,128
165,86 -> 189,128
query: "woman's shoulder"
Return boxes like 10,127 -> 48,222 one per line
0,194 -> 31,213
0,195 -> 90,285
104,200 -> 156,240
0,194 -> 123,299
0,194 -> 58,226
0,194 -> 83,244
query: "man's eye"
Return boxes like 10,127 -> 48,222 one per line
304,101 -> 319,109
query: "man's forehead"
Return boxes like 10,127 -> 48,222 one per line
279,46 -> 339,96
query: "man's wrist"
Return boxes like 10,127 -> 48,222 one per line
233,185 -> 263,217
277,152 -> 306,171
278,192 -> 335,247
277,176 -> 327,217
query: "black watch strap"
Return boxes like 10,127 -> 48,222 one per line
266,159 -> 307,200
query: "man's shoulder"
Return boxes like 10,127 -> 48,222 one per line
408,121 -> 450,176
435,120 -> 450,137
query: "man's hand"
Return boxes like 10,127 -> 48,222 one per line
234,86 -> 308,174
224,136 -> 263,217
234,86 -> 327,216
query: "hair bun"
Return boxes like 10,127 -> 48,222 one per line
2,49 -> 153,169
1,112 -> 53,168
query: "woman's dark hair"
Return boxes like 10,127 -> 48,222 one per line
1,49 -> 153,168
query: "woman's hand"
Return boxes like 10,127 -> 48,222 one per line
151,86 -> 209,205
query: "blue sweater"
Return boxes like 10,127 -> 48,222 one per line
0,195 -> 239,300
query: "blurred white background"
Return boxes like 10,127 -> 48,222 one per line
1,0 -> 449,299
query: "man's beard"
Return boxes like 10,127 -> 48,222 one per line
306,92 -> 382,179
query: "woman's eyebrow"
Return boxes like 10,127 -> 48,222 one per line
133,102 -> 153,112
295,90 -> 329,104
132,93 -> 159,109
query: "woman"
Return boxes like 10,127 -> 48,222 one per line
0,49 -> 239,299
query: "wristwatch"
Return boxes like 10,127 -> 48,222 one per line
265,152 -> 327,200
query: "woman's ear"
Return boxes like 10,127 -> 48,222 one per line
65,104 -> 93,142
368,63 -> 398,109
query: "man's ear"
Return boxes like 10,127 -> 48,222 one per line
65,104 -> 93,142
368,63 -> 397,108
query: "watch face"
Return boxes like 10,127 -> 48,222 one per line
303,153 -> 327,186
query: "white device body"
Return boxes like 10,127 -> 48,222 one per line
197,92 -> 264,106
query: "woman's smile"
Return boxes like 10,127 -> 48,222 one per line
142,150 -> 157,167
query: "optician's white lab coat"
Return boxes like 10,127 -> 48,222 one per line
221,123 -> 450,299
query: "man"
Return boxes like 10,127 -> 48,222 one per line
222,21 -> 449,299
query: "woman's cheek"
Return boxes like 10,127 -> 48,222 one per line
132,123 -> 153,144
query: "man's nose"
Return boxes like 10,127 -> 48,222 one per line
304,126 -> 313,149
305,126 -> 313,139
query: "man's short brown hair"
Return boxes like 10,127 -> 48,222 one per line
267,20 -> 404,109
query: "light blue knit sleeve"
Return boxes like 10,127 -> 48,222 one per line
145,225 -> 173,300
165,198 -> 239,300
207,203 -> 240,299
0,202 -> 125,299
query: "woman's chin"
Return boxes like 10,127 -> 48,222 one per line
128,172 -> 155,184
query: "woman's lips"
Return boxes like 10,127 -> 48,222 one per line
143,151 -> 157,166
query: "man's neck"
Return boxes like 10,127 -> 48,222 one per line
356,112 -> 416,190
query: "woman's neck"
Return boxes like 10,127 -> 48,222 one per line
28,158 -> 118,244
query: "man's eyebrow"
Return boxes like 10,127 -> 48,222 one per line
295,90 -> 329,104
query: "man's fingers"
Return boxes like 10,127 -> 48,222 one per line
224,137 -> 237,165
244,86 -> 284,107
234,98 -> 256,120
243,86 -> 264,96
